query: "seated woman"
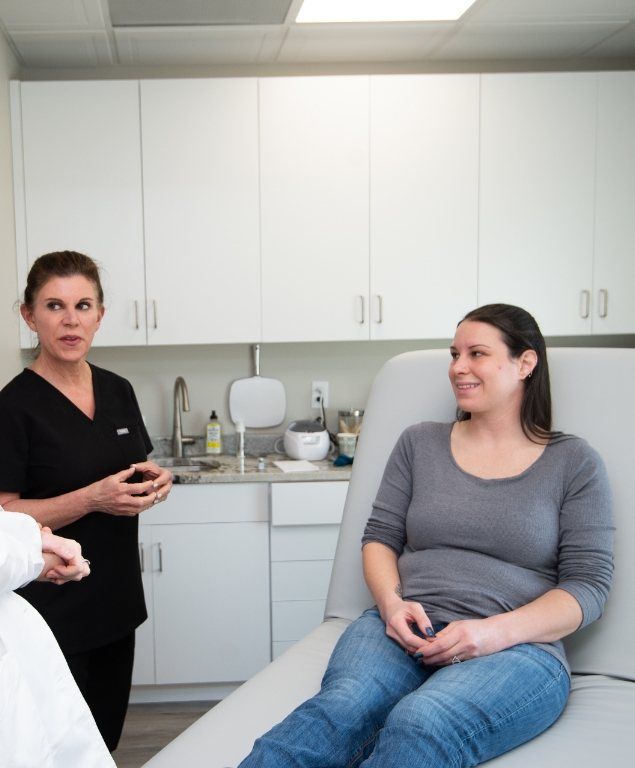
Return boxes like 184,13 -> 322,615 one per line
238,303 -> 614,768
0,509 -> 115,767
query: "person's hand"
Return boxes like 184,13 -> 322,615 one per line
86,465 -> 171,517
131,460 -> 173,505
39,527 -> 91,585
382,599 -> 437,654
418,618 -> 502,666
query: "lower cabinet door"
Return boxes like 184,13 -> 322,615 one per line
132,524 -> 155,685
151,521 -> 271,684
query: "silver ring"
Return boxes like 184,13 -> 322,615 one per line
451,655 -> 462,664
82,558 -> 91,566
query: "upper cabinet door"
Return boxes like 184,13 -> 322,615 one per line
141,79 -> 260,345
260,77 -> 370,342
594,72 -> 635,335
370,75 -> 479,340
479,74 -> 597,336
15,81 -> 146,346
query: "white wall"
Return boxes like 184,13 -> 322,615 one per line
0,34 -> 20,387
82,338 -> 447,439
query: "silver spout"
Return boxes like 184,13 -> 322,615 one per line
172,376 -> 194,458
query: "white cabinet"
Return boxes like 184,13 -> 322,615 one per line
133,484 -> 270,687
140,79 -> 261,345
270,481 -> 348,658
369,75 -> 479,339
478,73 -> 597,336
260,77 -> 370,343
593,72 -> 635,334
11,81 -> 146,346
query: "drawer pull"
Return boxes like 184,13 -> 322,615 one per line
357,295 -> 365,324
579,290 -> 590,319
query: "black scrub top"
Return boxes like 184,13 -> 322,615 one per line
0,364 -> 152,655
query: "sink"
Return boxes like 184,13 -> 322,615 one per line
154,457 -> 221,472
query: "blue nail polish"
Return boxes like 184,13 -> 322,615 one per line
413,652 -> 423,660
425,627 -> 436,637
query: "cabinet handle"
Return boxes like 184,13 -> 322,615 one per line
134,300 -> 140,330
156,542 -> 163,573
374,295 -> 384,324
152,300 -> 158,329
579,290 -> 590,319
598,289 -> 608,318
139,543 -> 145,573
356,295 -> 365,324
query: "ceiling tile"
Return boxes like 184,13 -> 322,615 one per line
279,23 -> 452,63
10,31 -> 114,66
586,20 -> 635,55
115,26 -> 286,65
433,21 -> 629,60
469,0 -> 635,23
107,0 -> 293,27
0,0 -> 106,31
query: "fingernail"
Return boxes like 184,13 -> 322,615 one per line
413,652 -> 423,660
425,627 -> 436,637
152,482 -> 159,489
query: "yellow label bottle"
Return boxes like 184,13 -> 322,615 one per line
206,410 -> 222,455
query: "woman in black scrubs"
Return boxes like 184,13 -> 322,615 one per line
0,251 -> 173,751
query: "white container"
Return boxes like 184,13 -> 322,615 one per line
337,432 -> 357,458
283,420 -> 330,461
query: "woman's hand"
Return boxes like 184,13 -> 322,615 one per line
131,460 -> 173,505
417,618 -> 502,666
39,527 -> 91,585
86,465 -> 172,517
383,599 -> 437,654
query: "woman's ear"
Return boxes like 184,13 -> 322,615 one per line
20,303 -> 37,332
519,349 -> 538,380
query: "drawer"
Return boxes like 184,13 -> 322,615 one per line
270,524 -> 340,562
272,599 -> 326,641
142,483 -> 269,525
271,560 -> 333,601
271,481 -> 348,526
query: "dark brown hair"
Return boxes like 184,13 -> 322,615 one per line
456,303 -> 555,442
23,251 -> 104,309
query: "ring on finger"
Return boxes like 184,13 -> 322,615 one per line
451,655 -> 462,664
82,558 -> 91,566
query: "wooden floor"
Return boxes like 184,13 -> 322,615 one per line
112,701 -> 216,768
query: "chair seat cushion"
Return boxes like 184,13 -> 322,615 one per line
485,675 -> 635,766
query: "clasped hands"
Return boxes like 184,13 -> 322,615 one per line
88,461 -> 173,517
39,526 -> 90,585
383,599 -> 502,666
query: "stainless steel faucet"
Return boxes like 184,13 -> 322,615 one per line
172,376 -> 195,458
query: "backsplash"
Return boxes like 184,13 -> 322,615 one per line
151,431 -> 283,458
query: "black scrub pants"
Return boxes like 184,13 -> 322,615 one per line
65,632 -> 135,752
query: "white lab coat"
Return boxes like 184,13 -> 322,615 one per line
0,510 -> 115,767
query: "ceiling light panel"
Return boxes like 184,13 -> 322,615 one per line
108,0 -> 294,27
296,0 -> 478,23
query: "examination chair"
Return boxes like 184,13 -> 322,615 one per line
144,347 -> 635,767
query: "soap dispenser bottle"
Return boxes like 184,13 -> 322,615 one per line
206,410 -> 222,455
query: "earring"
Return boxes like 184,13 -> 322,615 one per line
526,371 -> 533,380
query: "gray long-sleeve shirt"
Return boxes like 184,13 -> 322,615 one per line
362,422 -> 614,672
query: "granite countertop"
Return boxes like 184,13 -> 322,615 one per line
150,434 -> 352,484
167,453 -> 351,484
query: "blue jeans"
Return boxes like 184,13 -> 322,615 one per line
238,609 -> 569,768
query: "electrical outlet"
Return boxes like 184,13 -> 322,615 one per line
311,381 -> 329,409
